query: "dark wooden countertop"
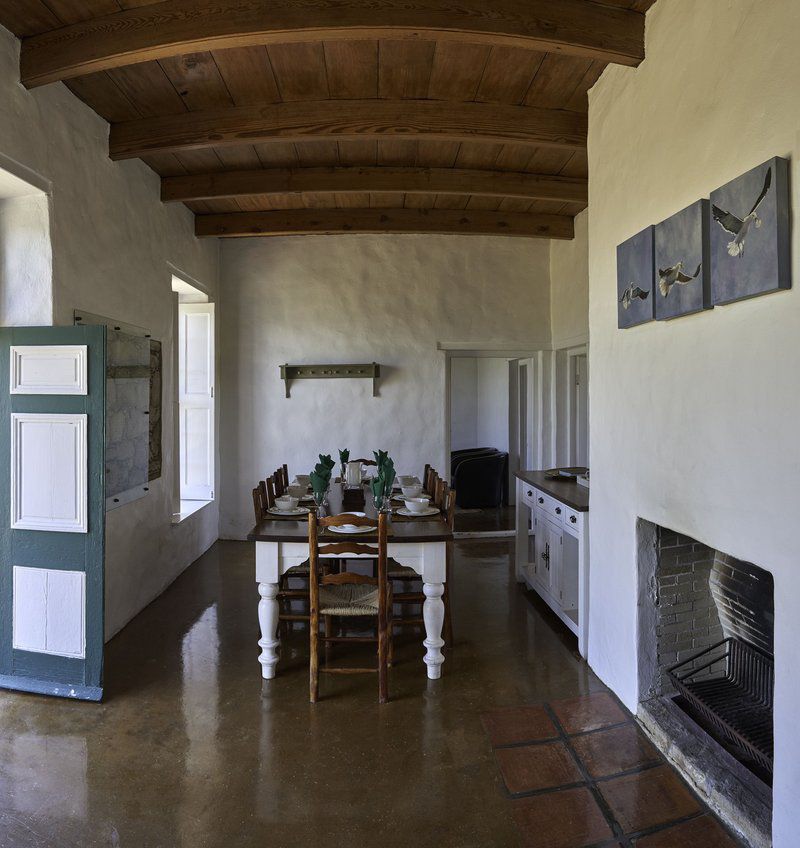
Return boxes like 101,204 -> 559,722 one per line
516,470 -> 589,512
247,482 -> 453,543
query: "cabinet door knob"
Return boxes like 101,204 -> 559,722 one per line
555,507 -> 561,515
527,490 -> 532,497
570,515 -> 577,523
537,497 -> 544,504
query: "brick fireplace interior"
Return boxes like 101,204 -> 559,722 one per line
636,520 -> 774,847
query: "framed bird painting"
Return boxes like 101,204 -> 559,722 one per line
654,199 -> 712,320
617,226 -> 655,328
709,156 -> 791,305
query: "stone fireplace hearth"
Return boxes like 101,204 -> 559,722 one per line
636,520 -> 774,847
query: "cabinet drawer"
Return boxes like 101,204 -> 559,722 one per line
522,486 -> 538,509
564,507 -> 583,532
539,492 -> 565,524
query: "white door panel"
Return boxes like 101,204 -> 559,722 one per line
179,304 -> 215,501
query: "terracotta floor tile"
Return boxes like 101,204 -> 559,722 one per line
496,741 -> 583,794
512,786 -> 614,848
599,765 -> 701,834
481,704 -> 559,747
571,724 -> 660,778
550,691 -> 629,734
634,814 -> 743,846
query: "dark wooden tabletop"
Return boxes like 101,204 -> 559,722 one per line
247,482 -> 453,543
515,469 -> 590,512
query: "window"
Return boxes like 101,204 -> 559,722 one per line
172,276 -> 215,520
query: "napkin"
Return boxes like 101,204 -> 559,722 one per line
339,448 -> 350,466
310,469 -> 329,497
371,476 -> 385,502
379,458 -> 396,492
373,449 -> 389,470
319,454 -> 336,472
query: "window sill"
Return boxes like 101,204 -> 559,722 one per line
171,499 -> 213,525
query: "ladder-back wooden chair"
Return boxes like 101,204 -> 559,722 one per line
308,512 -> 392,703
252,486 -> 268,522
424,467 -> 439,497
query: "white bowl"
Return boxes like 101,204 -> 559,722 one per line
294,475 -> 311,486
401,484 -> 422,498
287,484 -> 305,499
403,497 -> 431,514
275,495 -> 299,510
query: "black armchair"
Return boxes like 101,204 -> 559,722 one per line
451,449 -> 508,509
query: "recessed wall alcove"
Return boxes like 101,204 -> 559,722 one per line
636,519 -> 774,848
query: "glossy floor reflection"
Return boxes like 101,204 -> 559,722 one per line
0,539 -> 604,847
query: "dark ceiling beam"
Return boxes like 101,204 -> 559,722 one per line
161,166 -> 588,205
20,0 -> 645,88
194,208 -> 575,239
110,100 -> 587,160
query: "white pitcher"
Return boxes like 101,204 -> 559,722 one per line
345,460 -> 362,488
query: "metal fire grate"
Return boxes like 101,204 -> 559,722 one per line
667,637 -> 773,773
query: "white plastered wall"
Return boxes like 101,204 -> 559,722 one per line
586,2 -> 800,843
0,26 -> 220,639
218,234 -> 551,539
550,208 -> 589,349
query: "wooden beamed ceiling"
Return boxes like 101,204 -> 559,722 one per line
0,0 -> 655,239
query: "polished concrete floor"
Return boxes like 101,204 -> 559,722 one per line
454,505 -> 516,534
0,540 -> 735,847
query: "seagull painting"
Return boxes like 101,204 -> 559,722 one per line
619,282 -> 650,310
712,167 -> 772,258
658,261 -> 702,297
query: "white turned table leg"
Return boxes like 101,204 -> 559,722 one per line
257,582 -> 280,679
422,581 -> 445,679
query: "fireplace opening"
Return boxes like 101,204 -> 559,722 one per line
636,521 -> 774,846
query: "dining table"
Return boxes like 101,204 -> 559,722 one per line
247,478 -> 453,682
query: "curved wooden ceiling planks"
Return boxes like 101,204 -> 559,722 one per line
19,0 -> 646,88
0,1 -> 654,238
109,100 -> 588,159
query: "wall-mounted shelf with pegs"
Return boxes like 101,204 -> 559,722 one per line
279,363 -> 381,398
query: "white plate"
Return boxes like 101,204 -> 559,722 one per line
267,506 -> 310,516
397,476 -> 421,486
328,524 -> 374,534
396,507 -> 440,518
299,495 -> 315,502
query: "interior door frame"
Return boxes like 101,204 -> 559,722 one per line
440,343 -> 545,506
567,346 -> 589,467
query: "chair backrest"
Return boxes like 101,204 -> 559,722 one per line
265,475 -> 276,506
351,458 -> 377,466
274,469 -> 285,497
308,512 -> 389,616
426,468 -> 439,497
434,475 -> 446,507
443,487 -> 456,530
423,463 -> 431,488
281,463 -> 289,488
252,486 -> 266,523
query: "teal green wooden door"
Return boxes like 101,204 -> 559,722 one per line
0,326 -> 105,701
